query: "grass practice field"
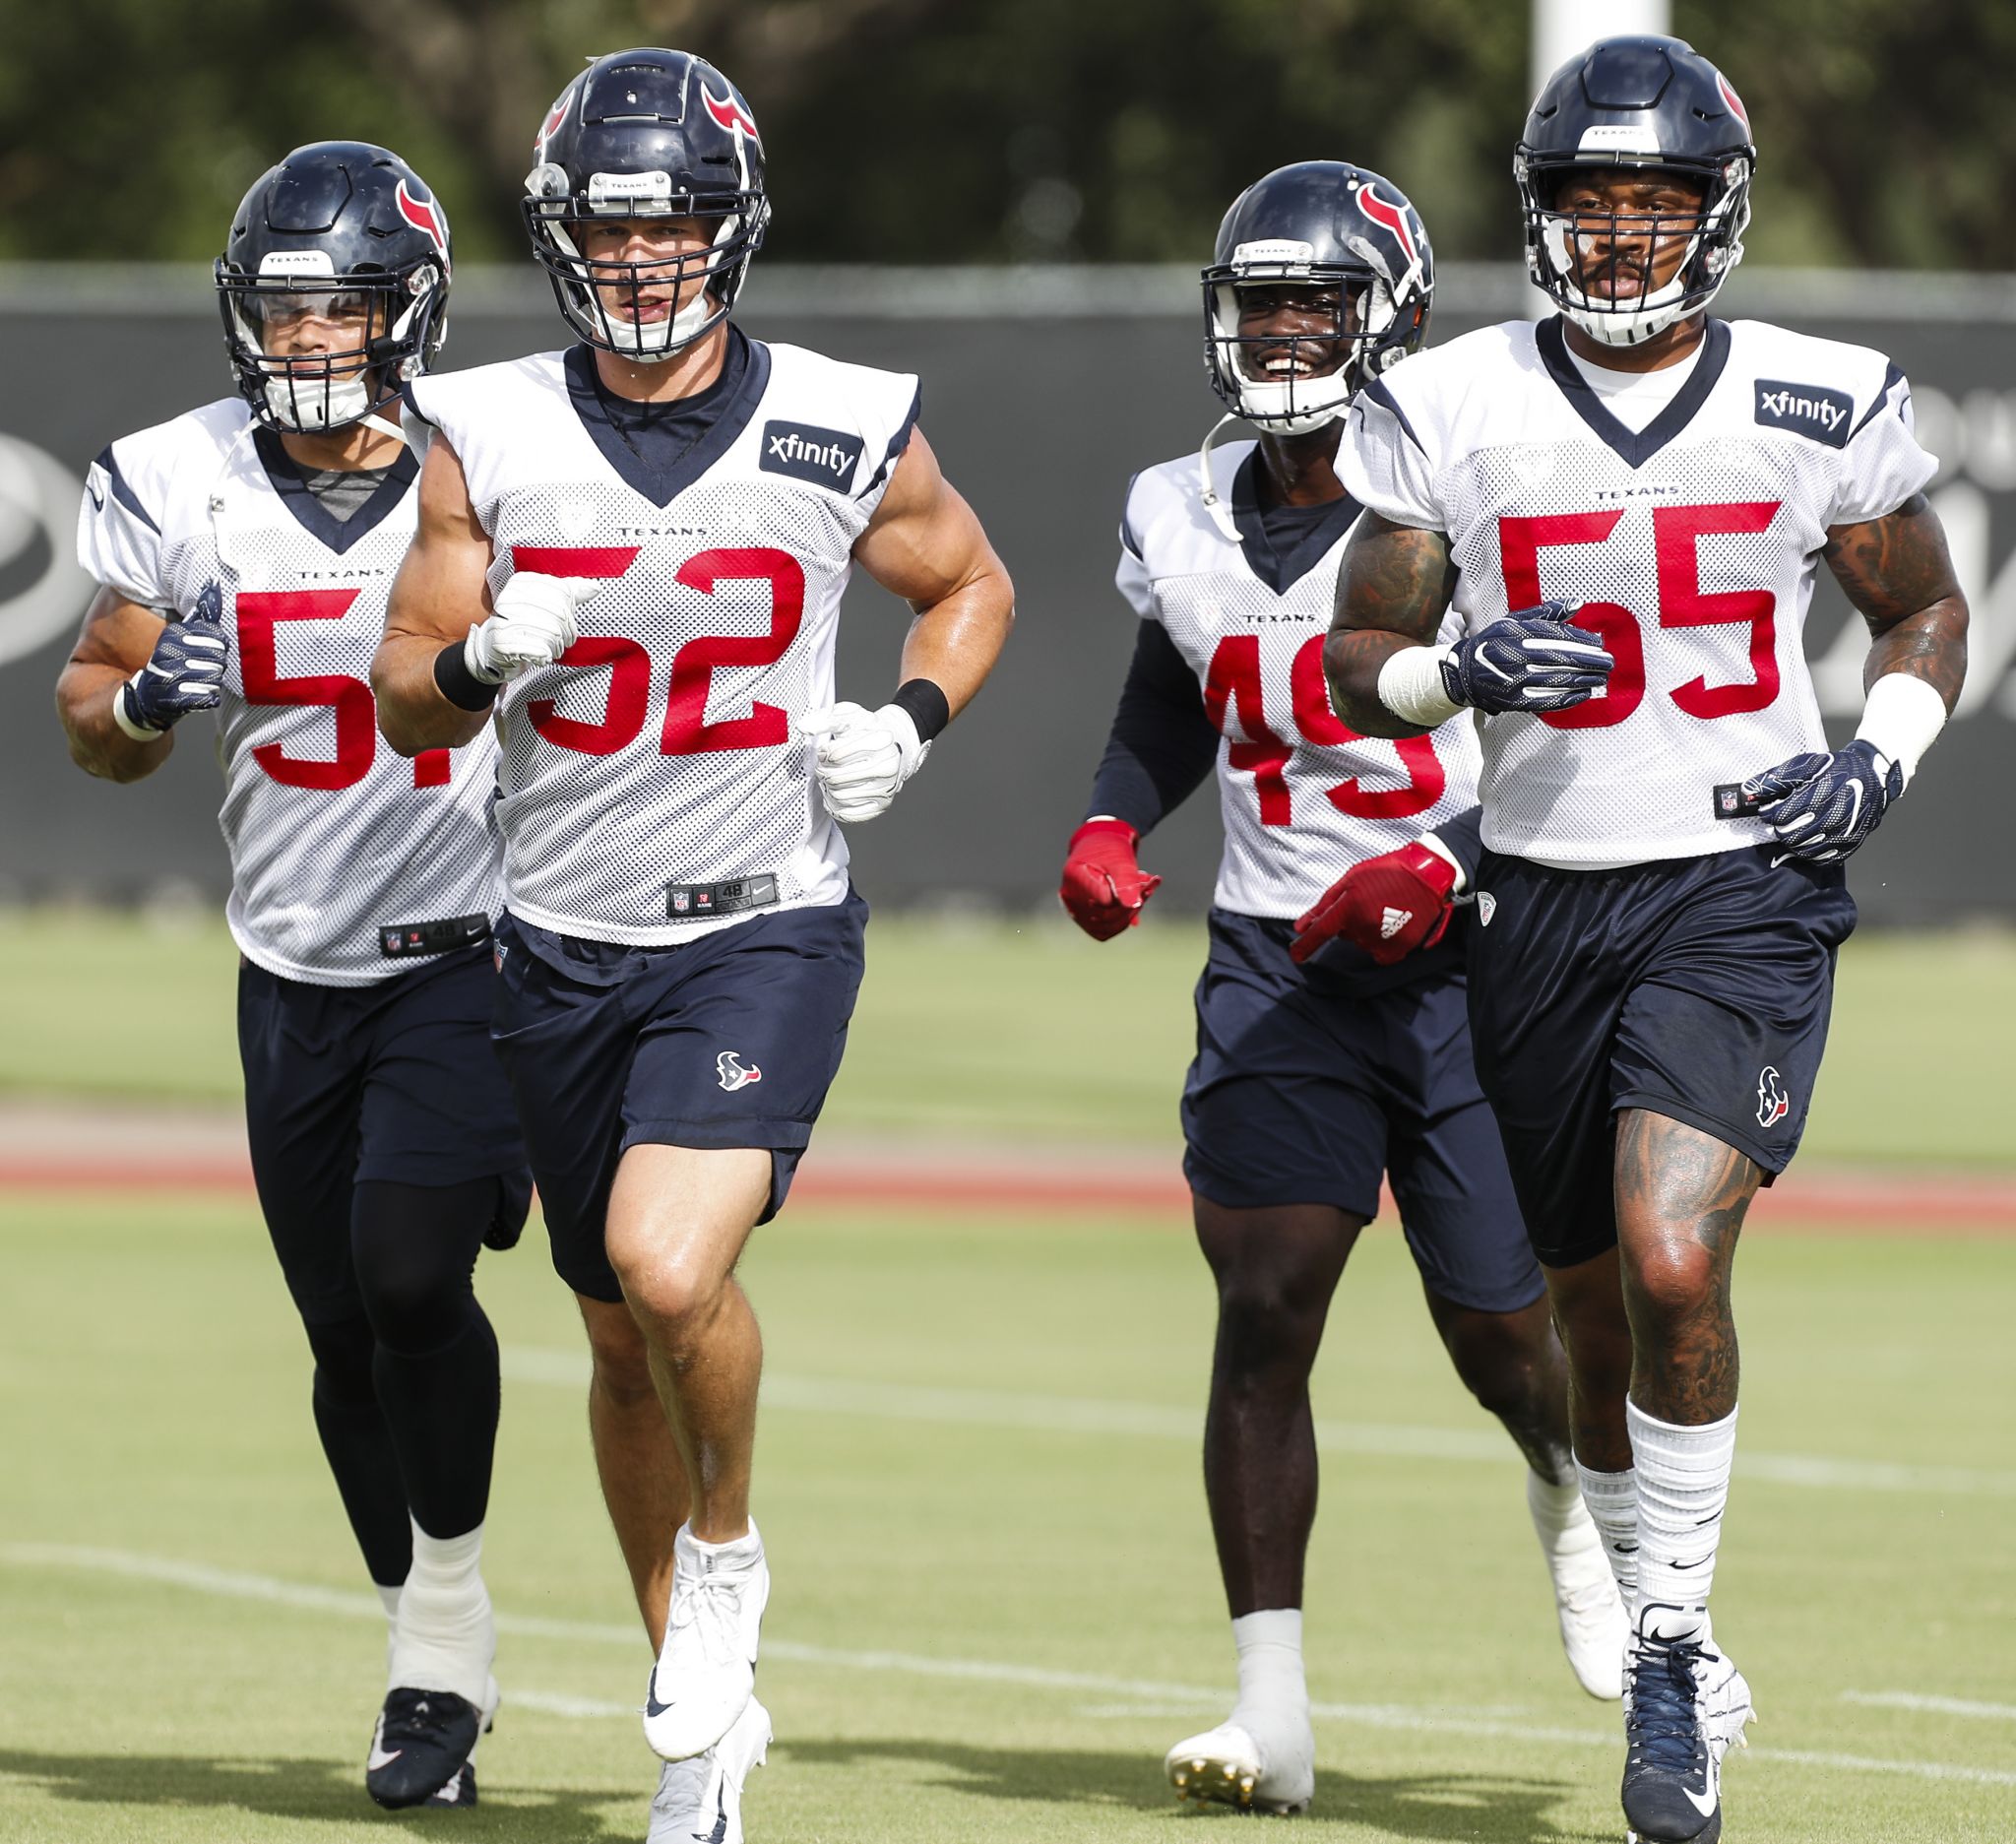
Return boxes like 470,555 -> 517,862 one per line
2,913 -> 2013,1841
3,908 -> 2016,1165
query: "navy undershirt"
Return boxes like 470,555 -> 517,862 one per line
578,324 -> 751,470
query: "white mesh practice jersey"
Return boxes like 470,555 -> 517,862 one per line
76,399 -> 502,986
1342,317 -> 1937,867
1118,441 -> 1480,918
406,338 -> 919,944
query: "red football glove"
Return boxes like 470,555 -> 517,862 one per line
1292,838 -> 1460,967
1059,818 -> 1162,940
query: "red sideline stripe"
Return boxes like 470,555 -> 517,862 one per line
3,1156 -> 2015,1232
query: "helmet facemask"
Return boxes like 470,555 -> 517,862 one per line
1519,156 -> 1751,347
524,166 -> 769,363
1203,263 -> 1389,434
218,259 -> 446,433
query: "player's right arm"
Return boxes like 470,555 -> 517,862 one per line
1323,512 -> 1460,738
370,434 -> 499,756
1325,384 -> 1612,737
54,589 -> 180,782
1059,619 -> 1218,940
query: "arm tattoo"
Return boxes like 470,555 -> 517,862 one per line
1614,1109 -> 1763,1423
1822,492 -> 1970,713
1322,513 -> 1457,737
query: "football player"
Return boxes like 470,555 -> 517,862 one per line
1327,37 -> 1968,1844
1058,161 -> 1627,1817
369,49 -> 1013,1843
56,144 -> 528,1810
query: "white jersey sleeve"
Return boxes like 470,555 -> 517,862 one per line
1339,369 -> 1445,531
1113,474 -> 1158,620
78,435 -> 175,608
1830,361 -> 1937,526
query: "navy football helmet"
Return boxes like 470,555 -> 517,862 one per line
1516,35 -> 1756,347
1203,161 -> 1434,434
216,142 -> 452,433
523,47 -> 769,361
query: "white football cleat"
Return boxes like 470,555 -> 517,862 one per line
648,1694 -> 772,1844
1545,1530 -> 1630,1700
644,1523 -> 770,1762
1530,1482 -> 1629,1700
1164,1708 -> 1314,1815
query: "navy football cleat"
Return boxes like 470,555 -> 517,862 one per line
1620,1614 -> 1753,1843
366,1685 -> 488,1809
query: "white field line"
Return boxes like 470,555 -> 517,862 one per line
504,1348 -> 2016,1499
1845,1690 -> 2016,1722
4,1543 -> 2014,1790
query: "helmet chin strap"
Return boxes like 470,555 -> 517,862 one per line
259,372 -> 408,445
604,284 -> 719,360
1195,414 -> 1246,542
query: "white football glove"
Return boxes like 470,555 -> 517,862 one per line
799,702 -> 931,823
465,573 -> 598,684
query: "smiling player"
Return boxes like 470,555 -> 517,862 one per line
1059,160 -> 1627,1817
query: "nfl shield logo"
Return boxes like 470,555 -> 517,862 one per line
671,891 -> 690,914
1719,789 -> 1739,814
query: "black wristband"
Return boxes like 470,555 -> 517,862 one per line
433,640 -> 500,713
891,677 -> 951,743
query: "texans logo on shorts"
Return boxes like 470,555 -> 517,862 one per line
1756,1065 -> 1791,1128
717,1050 -> 763,1093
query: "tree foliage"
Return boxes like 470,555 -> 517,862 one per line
3,0 -> 2008,270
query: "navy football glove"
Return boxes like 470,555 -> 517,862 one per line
121,586 -> 227,734
1742,739 -> 1903,863
1440,603 -> 1614,715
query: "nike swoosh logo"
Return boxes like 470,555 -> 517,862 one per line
645,1671 -> 675,1721
88,480 -> 104,509
1683,1776 -> 1719,1818
366,1720 -> 403,1772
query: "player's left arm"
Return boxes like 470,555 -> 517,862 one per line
1744,494 -> 1970,862
801,428 -> 1015,822
1824,492 -> 1969,713
851,426 -> 1015,719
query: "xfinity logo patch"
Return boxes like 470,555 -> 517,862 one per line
760,420 -> 861,488
1754,379 -> 1853,448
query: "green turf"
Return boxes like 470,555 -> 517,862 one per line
1,907 -> 2012,1169
2,1191 -> 2012,1841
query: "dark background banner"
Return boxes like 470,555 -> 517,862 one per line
3,267 -> 2010,921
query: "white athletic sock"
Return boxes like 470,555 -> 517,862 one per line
1573,1459 -> 1640,1610
1230,1608 -> 1307,1722
1527,1469 -> 1608,1563
376,1581 -> 403,1675
1628,1399 -> 1737,1641
388,1518 -> 494,1705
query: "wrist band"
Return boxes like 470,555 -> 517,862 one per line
110,678 -> 163,742
891,677 -> 951,743
434,639 -> 501,713
1376,645 -> 1463,728
1855,671 -> 1946,787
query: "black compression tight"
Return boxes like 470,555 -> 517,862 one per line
301,1176 -> 505,1577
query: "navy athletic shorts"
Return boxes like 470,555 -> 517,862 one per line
490,893 -> 868,1304
1466,843 -> 1858,1269
238,942 -> 532,1324
1181,909 -> 1544,1315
